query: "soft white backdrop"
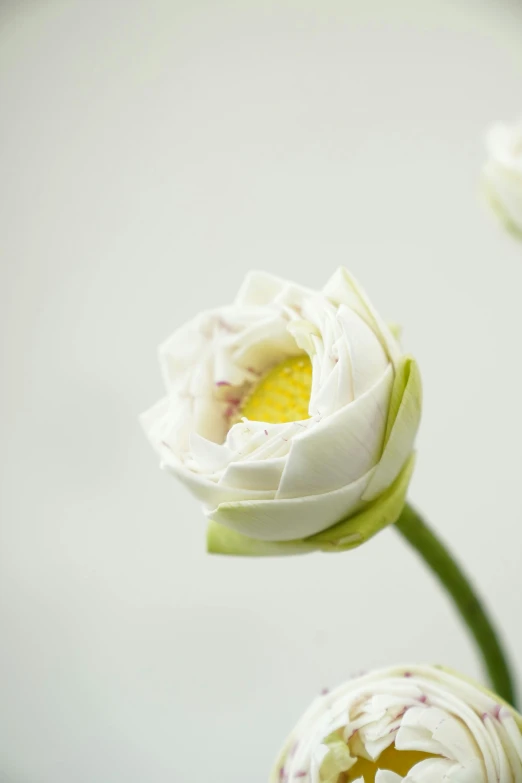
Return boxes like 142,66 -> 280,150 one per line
1,1 -> 522,781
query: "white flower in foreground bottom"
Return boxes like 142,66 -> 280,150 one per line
271,664 -> 522,782
483,119 -> 522,238
141,268 -> 421,555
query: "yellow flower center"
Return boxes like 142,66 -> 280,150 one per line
240,355 -> 313,424
344,746 -> 437,782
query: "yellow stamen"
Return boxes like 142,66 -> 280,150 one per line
344,746 -> 438,782
240,355 -> 313,424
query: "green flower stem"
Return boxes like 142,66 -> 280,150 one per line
395,502 -> 517,708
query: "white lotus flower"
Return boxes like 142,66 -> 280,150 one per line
141,269 -> 421,555
271,664 -> 522,782
483,119 -> 522,238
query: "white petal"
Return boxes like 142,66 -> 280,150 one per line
407,758 -> 461,782
337,304 -> 390,399
230,314 -> 301,370
287,319 -> 321,356
219,457 -> 286,492
158,311 -> 210,389
277,366 -> 393,499
143,395 -> 195,455
323,268 -> 402,366
375,772 -> 402,782
234,270 -> 289,307
500,713 -> 522,773
140,396 -> 170,444
165,460 -> 276,507
207,467 -> 374,541
188,433 -> 233,474
397,707 -> 478,761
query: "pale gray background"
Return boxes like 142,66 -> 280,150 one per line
1,1 -> 522,781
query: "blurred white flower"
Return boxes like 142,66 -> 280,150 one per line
141,269 -> 421,555
271,664 -> 522,782
483,119 -> 522,238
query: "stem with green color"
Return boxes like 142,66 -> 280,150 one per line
395,502 -> 516,708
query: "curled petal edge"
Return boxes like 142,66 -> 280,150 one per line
434,665 -> 522,730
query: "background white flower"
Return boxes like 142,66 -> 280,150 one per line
142,269 -> 421,554
271,664 -> 522,782
483,119 -> 522,239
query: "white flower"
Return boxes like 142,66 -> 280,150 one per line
271,664 -> 522,782
483,119 -> 522,239
141,269 -> 421,555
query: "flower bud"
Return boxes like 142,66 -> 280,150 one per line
141,269 -> 421,555
271,664 -> 522,782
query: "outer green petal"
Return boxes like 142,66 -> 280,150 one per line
362,355 -> 421,502
207,522 -> 318,557
307,452 -> 415,551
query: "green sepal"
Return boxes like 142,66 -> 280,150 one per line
307,452 -> 415,551
207,521 -> 318,557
